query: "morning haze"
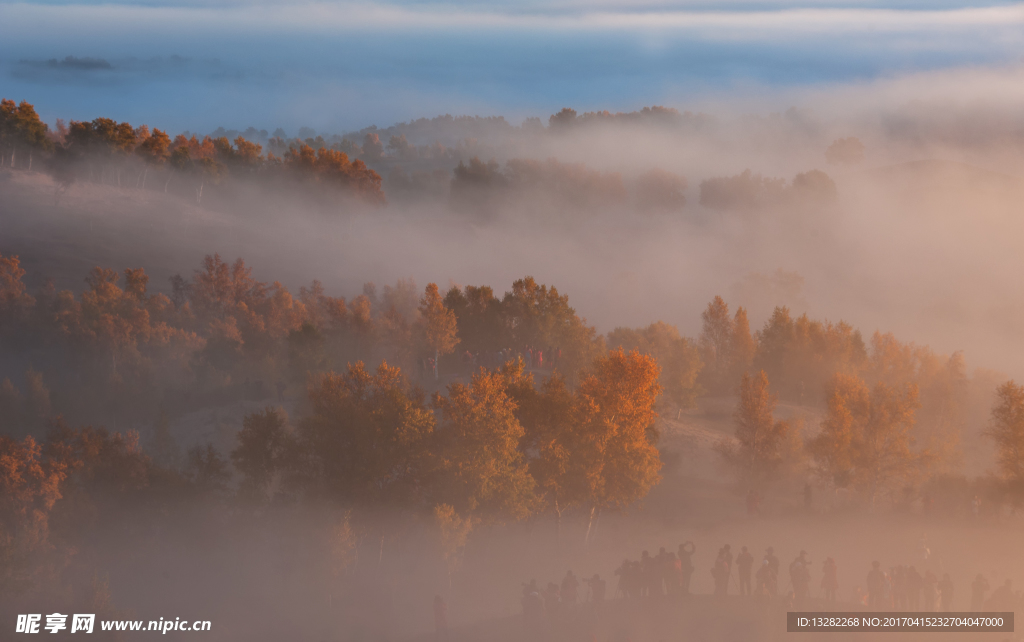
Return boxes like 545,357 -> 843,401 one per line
1,2 -> 1024,641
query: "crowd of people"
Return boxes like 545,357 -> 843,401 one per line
518,538 -> 1022,623
520,571 -> 606,631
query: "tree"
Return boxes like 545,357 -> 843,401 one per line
186,443 -> 231,494
0,100 -> 49,169
137,128 -> 171,165
731,307 -> 756,381
361,133 -> 383,160
283,144 -> 384,203
790,170 -> 837,205
572,348 -> 662,545
986,381 -> 1024,487
298,362 -> 435,506
0,434 -> 66,593
699,169 -> 786,210
232,407 -> 293,503
808,373 -> 923,502
716,370 -> 797,485
444,285 -> 508,354
432,367 -> 537,521
415,283 -> 459,364
505,361 -> 577,536
434,503 -> 474,588
607,322 -> 702,409
699,296 -> 734,393
501,276 -> 603,375
288,322 -> 327,382
808,373 -> 865,490
753,307 -> 866,403
548,107 -> 577,129
0,254 -> 35,325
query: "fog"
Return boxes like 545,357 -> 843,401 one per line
3,61 -> 1024,641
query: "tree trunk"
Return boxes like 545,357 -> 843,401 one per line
583,505 -> 597,549
164,174 -> 172,193
554,498 -> 562,547
28,150 -> 32,171
142,168 -> 148,189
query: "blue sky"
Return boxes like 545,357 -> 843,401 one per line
0,0 -> 1022,133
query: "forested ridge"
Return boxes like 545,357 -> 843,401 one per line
2,98 -> 844,216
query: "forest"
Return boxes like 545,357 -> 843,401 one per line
4,93 -> 1024,640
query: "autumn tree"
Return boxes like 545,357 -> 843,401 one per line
808,373 -> 924,502
0,99 -> 49,169
753,307 -> 867,402
297,362 -> 434,506
137,128 -> 171,165
698,296 -> 734,393
0,253 -> 35,327
807,374 -> 865,490
414,283 -> 459,367
716,370 -> 799,485
0,434 -> 66,593
432,367 -> 537,521
572,348 -> 662,545
503,360 -> 577,535
284,144 -> 384,203
501,276 -> 603,374
607,321 -> 702,409
986,381 -> 1024,505
730,307 -> 756,381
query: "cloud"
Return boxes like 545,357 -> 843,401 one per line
1,1 -> 1022,39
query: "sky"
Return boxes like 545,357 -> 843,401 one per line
0,0 -> 1022,133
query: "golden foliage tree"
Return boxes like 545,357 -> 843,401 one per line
607,321 -> 702,409
987,381 -> 1024,487
298,362 -> 435,506
698,296 -> 734,393
716,370 -> 799,485
503,360 -> 576,532
572,348 -> 662,542
432,368 -> 537,521
415,283 -> 459,360
809,373 -> 923,501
